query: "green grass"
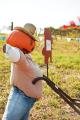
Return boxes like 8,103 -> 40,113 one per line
0,38 -> 80,120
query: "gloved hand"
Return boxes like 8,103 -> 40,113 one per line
3,44 -> 6,53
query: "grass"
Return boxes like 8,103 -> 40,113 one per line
0,38 -> 80,120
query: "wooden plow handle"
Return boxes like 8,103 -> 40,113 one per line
32,75 -> 80,115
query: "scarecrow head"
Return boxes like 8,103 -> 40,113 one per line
6,23 -> 37,53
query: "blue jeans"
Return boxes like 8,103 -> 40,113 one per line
2,86 -> 37,120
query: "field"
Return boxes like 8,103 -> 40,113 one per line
0,38 -> 80,120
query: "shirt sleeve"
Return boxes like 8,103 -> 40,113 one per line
5,44 -> 20,62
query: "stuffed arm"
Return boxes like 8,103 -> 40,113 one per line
3,44 -> 20,62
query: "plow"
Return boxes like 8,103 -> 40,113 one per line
33,75 -> 80,115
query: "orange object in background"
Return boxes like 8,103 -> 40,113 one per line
6,30 -> 35,53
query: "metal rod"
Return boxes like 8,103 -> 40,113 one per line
47,64 -> 48,77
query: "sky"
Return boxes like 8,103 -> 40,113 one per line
0,0 -> 80,31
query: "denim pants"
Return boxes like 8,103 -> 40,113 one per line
2,86 -> 37,120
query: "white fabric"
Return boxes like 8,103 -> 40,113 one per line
5,44 -> 20,62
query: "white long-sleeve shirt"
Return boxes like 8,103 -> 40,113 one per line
5,44 -> 20,62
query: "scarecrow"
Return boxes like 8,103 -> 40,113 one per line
2,23 -> 42,120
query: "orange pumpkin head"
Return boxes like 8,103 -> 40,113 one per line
6,30 -> 35,53
6,23 -> 37,53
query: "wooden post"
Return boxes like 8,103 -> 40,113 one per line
11,22 -> 13,31
42,28 -> 52,77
